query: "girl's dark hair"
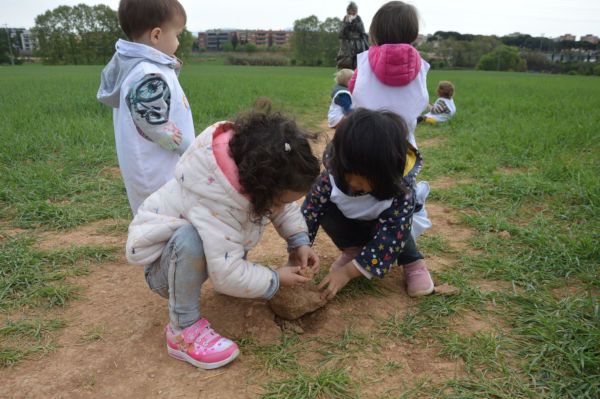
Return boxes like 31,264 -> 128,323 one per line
369,1 -> 419,45
118,0 -> 187,40
329,108 -> 410,200
230,99 -> 320,219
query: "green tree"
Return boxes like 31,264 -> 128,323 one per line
231,32 -> 239,50
319,17 -> 342,67
32,4 -> 123,64
292,15 -> 341,66
0,28 -> 20,65
176,28 -> 194,61
292,15 -> 321,65
477,45 -> 527,72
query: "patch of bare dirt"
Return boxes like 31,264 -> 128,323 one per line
473,279 -> 514,294
425,202 -> 475,253
419,136 -> 447,148
496,166 -> 530,175
450,310 -> 497,336
0,217 -> 470,398
429,176 -> 475,191
100,167 -> 121,179
35,219 -> 128,251
0,222 -> 27,238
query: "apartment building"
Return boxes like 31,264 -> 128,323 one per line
197,29 -> 292,50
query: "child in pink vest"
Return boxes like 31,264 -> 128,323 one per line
349,1 -> 429,149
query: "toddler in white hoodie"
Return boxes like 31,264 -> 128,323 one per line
97,0 -> 194,214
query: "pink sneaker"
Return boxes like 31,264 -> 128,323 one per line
404,260 -> 434,297
165,319 -> 239,369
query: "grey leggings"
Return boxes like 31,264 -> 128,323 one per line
144,224 -> 207,329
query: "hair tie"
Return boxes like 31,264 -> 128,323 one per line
284,143 -> 291,152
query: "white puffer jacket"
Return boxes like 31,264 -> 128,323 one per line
126,122 -> 308,298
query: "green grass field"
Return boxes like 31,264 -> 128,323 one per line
0,64 -> 599,398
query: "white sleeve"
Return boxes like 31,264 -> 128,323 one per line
269,202 -> 309,241
188,205 -> 275,298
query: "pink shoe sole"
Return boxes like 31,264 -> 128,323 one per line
167,345 -> 240,369
407,279 -> 434,297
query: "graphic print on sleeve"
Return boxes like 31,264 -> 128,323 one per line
127,74 -> 181,152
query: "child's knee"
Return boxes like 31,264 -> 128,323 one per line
172,224 -> 206,263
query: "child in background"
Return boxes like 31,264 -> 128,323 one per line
126,100 -> 321,369
328,69 -> 354,128
348,1 -> 429,148
97,0 -> 194,214
303,109 -> 434,300
331,68 -> 354,98
418,81 -> 456,124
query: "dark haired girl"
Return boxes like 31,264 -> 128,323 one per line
126,100 -> 320,369
302,109 -> 434,300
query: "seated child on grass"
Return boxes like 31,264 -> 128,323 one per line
328,68 -> 354,128
417,81 -> 456,124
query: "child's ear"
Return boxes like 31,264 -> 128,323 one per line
150,27 -> 162,44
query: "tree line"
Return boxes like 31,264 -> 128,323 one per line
2,4 -> 598,76
419,31 -> 600,75
291,15 -> 341,67
0,4 -> 194,65
32,4 -> 123,64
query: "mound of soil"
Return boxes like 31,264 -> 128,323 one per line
268,268 -> 328,320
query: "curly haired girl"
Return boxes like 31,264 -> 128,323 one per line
125,99 -> 320,369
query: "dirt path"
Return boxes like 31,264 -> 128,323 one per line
0,130 -> 488,399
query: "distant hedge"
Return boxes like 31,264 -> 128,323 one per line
225,54 -> 289,66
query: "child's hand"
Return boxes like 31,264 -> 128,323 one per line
277,266 -> 311,287
172,130 -> 182,146
318,263 -> 362,300
287,245 -> 320,273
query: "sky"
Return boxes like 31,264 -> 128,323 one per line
2,0 -> 600,38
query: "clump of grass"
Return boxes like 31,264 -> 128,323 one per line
94,221 -> 129,236
246,334 -> 303,373
439,331 -> 507,373
383,361 -> 403,372
0,318 -> 66,339
334,277 -> 387,300
510,292 -> 600,398
418,234 -> 454,255
81,325 -> 105,343
0,234 -> 117,311
316,327 -> 377,365
378,312 -> 430,340
0,318 -> 64,367
0,344 -> 57,368
261,367 -> 357,399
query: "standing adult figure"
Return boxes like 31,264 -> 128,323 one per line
336,2 -> 369,70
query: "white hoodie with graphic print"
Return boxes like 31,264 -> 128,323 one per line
97,39 -> 195,214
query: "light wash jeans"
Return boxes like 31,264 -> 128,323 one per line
144,224 -> 282,330
144,224 -> 208,330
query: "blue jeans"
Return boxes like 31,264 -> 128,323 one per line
144,224 -> 207,330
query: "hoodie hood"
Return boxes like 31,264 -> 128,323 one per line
97,39 -> 181,108
368,44 -> 422,87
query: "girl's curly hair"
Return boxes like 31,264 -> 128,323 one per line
229,99 -> 320,220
